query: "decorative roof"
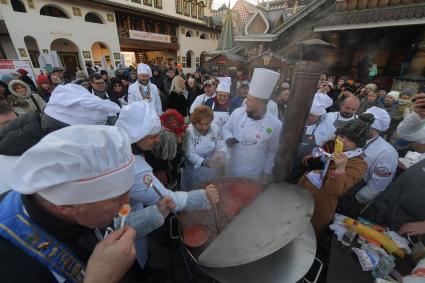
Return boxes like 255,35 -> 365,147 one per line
314,3 -> 425,31
233,0 -> 255,23
272,0 -> 330,34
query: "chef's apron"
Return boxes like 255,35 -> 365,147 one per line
212,105 -> 230,139
181,135 -> 218,190
333,113 -> 357,128
226,117 -> 268,179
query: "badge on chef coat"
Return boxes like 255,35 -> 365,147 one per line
373,166 -> 392,178
143,174 -> 153,185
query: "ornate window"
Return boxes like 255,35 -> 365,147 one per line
183,0 -> 191,17
40,5 -> 70,19
191,0 -> 198,18
85,12 -> 104,24
176,0 -> 182,14
198,1 -> 205,19
143,0 -> 152,5
11,0 -> 26,13
154,0 -> 162,8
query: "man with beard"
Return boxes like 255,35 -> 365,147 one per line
0,125 -> 139,283
128,63 -> 162,115
222,68 -> 282,183
314,95 -> 360,146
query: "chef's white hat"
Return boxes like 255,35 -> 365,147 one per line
216,77 -> 231,93
310,92 -> 333,115
137,63 -> 152,77
248,68 -> 280,100
44,84 -> 120,125
9,125 -> 135,205
366,106 -> 391,132
115,101 -> 161,143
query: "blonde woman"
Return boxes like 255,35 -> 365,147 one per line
168,75 -> 189,119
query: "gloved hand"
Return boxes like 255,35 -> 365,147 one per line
225,137 -> 239,148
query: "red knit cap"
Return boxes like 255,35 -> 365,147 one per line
160,109 -> 187,136
17,69 -> 28,76
36,75 -> 50,85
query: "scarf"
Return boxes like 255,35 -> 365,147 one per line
306,147 -> 363,189
139,83 -> 151,102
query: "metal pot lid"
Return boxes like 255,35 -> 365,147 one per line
198,183 -> 314,268
202,223 -> 316,283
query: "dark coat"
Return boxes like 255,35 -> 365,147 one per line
0,111 -> 46,156
187,86 -> 201,108
363,159 -> 425,233
168,91 -> 189,117
150,66 -> 165,94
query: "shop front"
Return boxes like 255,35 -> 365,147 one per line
116,12 -> 179,67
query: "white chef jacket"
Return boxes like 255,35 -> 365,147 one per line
189,92 -> 216,113
397,112 -> 425,144
356,136 -> 398,204
127,81 -> 162,115
242,98 -> 279,118
182,124 -> 227,190
222,107 -> 282,179
130,154 -> 210,267
314,111 -> 357,146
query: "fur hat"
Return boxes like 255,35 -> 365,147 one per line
160,109 -> 187,136
335,113 -> 375,147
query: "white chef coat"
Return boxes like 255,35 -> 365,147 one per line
356,136 -> 398,204
127,81 -> 162,115
242,98 -> 279,118
189,92 -> 216,113
397,112 -> 425,144
182,124 -> 227,190
314,111 -> 357,146
222,107 -> 282,179
131,154 -> 210,267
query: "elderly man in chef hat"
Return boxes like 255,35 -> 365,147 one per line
289,92 -> 333,182
222,68 -> 282,183
204,77 -> 237,136
0,84 -> 121,193
338,106 -> 398,215
0,125 -> 144,283
115,101 -> 219,268
127,63 -> 162,115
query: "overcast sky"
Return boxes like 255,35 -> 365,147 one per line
211,0 -> 260,9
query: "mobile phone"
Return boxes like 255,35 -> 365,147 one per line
334,139 -> 343,153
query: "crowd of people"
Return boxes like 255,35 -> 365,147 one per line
0,61 -> 424,282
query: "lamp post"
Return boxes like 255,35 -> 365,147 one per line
273,38 -> 336,182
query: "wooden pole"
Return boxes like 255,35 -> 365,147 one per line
273,60 -> 324,182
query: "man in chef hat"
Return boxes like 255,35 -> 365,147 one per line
289,92 -> 334,182
0,84 -> 121,156
0,125 -> 143,283
0,84 -> 122,194
222,68 -> 282,183
127,63 -> 162,115
338,106 -> 398,215
205,77 -> 237,135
